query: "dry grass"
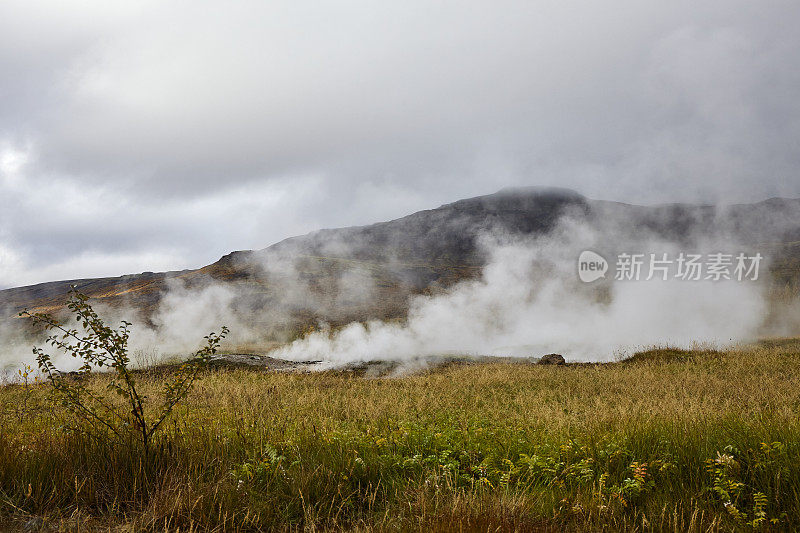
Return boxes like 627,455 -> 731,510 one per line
2,340 -> 800,531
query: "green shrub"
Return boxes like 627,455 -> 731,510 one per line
21,288 -> 227,453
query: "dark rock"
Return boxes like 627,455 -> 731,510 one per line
207,353 -> 322,372
23,517 -> 45,531
538,353 -> 565,365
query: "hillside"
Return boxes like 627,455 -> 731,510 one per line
2,187 -> 800,339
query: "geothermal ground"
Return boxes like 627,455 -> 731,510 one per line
1,189 -> 800,531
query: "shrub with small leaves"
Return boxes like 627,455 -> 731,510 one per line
21,287 -> 228,453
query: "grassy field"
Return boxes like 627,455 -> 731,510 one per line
2,341 -> 800,531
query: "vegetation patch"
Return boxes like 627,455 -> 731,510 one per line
2,322 -> 800,530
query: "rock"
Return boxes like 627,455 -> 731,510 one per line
538,353 -> 565,365
207,353 -> 322,372
23,517 -> 45,531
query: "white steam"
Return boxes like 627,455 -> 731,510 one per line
1,214 -> 798,378
271,218 -> 777,364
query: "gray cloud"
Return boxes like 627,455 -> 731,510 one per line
1,1 -> 800,287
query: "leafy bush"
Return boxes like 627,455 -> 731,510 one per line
21,288 -> 228,453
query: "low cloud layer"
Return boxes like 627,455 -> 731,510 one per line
1,1 -> 800,288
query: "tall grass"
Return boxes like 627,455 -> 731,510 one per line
2,341 -> 800,531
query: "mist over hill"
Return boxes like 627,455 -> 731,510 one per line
1,187 -> 800,366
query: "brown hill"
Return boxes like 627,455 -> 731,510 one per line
2,187 -> 799,340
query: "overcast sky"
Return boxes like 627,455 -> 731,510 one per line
1,1 -> 799,288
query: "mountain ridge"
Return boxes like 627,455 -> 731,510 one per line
2,187 -> 800,339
